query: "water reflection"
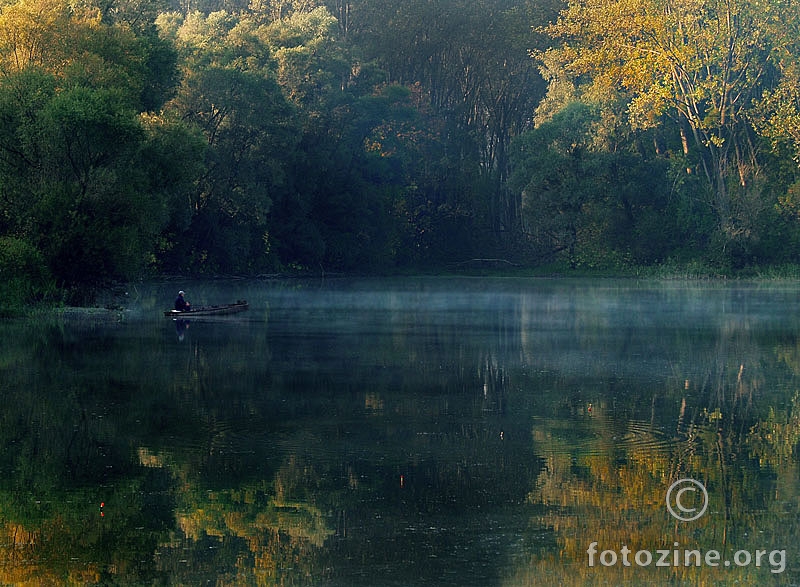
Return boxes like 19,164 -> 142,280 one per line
1,278 -> 800,584
174,318 -> 189,340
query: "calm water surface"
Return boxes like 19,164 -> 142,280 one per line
2,277 -> 800,585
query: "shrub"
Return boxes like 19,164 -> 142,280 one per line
0,237 -> 54,313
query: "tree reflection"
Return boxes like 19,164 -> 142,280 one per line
509,322 -> 800,585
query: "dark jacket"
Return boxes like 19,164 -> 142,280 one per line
174,295 -> 190,311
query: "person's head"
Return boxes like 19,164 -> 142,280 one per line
178,291 -> 185,297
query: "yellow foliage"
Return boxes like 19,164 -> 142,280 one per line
0,0 -> 100,74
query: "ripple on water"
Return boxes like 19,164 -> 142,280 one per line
532,415 -> 680,460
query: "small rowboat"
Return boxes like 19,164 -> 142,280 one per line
164,300 -> 249,317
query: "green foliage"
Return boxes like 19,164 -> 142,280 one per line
31,85 -> 167,283
3,0 -> 800,292
262,6 -> 345,109
167,64 -> 299,273
0,237 -> 53,312
138,113 -> 208,269
512,103 -> 687,269
0,0 -> 194,292
511,104 -> 606,266
536,0 -> 800,271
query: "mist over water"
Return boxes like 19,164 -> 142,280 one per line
2,277 -> 800,584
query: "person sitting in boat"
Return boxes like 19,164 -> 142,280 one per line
174,290 -> 191,312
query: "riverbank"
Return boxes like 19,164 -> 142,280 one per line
435,259 -> 800,280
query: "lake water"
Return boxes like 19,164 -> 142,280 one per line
2,277 -> 800,585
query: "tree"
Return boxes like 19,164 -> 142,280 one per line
0,0 -> 190,290
511,102 -> 677,268
161,9 -> 303,272
168,66 -> 298,272
511,103 -> 606,266
260,6 -> 346,110
138,112 -> 207,271
0,0 -> 86,73
347,0 -> 555,252
536,0 -> 796,255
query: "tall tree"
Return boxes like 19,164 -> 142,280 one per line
536,0 -> 796,250
170,66 -> 298,272
161,9 -> 302,272
0,0 -> 192,289
349,0 -> 555,248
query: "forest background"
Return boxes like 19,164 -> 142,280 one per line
2,0 -> 800,308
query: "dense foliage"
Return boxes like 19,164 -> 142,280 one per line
1,0 -> 800,304
528,0 -> 800,270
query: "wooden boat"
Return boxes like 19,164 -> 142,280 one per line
164,300 -> 249,317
